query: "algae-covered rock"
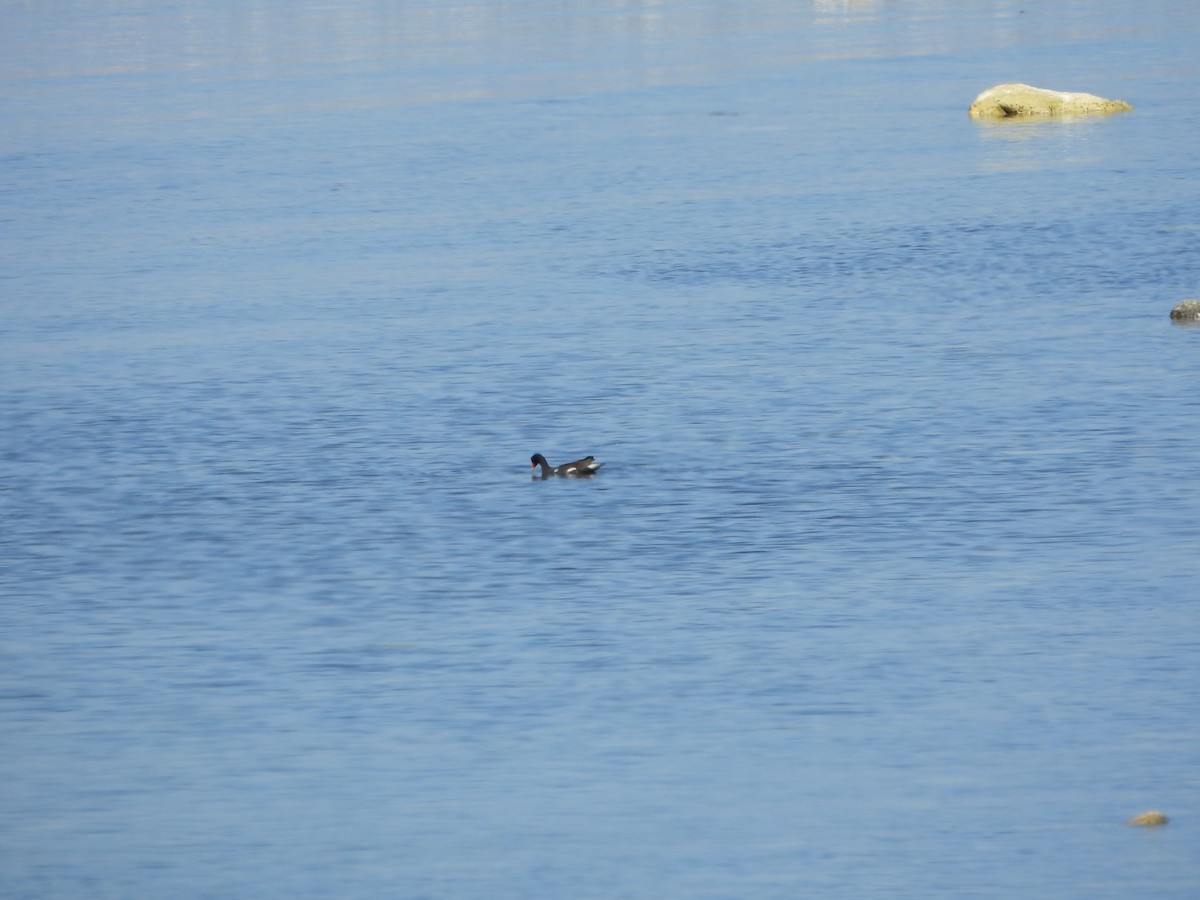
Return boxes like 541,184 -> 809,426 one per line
969,83 -> 1132,119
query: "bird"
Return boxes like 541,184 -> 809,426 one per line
530,453 -> 604,477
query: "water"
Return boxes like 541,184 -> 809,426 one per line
2,1 -> 1199,896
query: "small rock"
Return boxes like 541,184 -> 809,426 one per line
1126,810 -> 1169,827
1169,299 -> 1200,321
968,83 -> 1133,119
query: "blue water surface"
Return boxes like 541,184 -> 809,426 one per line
2,1 -> 1199,897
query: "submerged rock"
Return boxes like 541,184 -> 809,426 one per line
968,83 -> 1132,119
1169,299 -> 1200,321
1126,810 -> 1169,827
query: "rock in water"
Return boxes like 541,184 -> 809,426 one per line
1169,299 -> 1200,321
1126,810 -> 1169,827
968,83 -> 1132,119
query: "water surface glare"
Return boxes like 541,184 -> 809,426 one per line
2,1 -> 1200,897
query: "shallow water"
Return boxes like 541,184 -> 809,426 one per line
2,1 -> 1200,897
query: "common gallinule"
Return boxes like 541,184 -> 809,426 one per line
530,453 -> 604,477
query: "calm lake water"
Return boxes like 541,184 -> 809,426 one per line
2,1 -> 1199,896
